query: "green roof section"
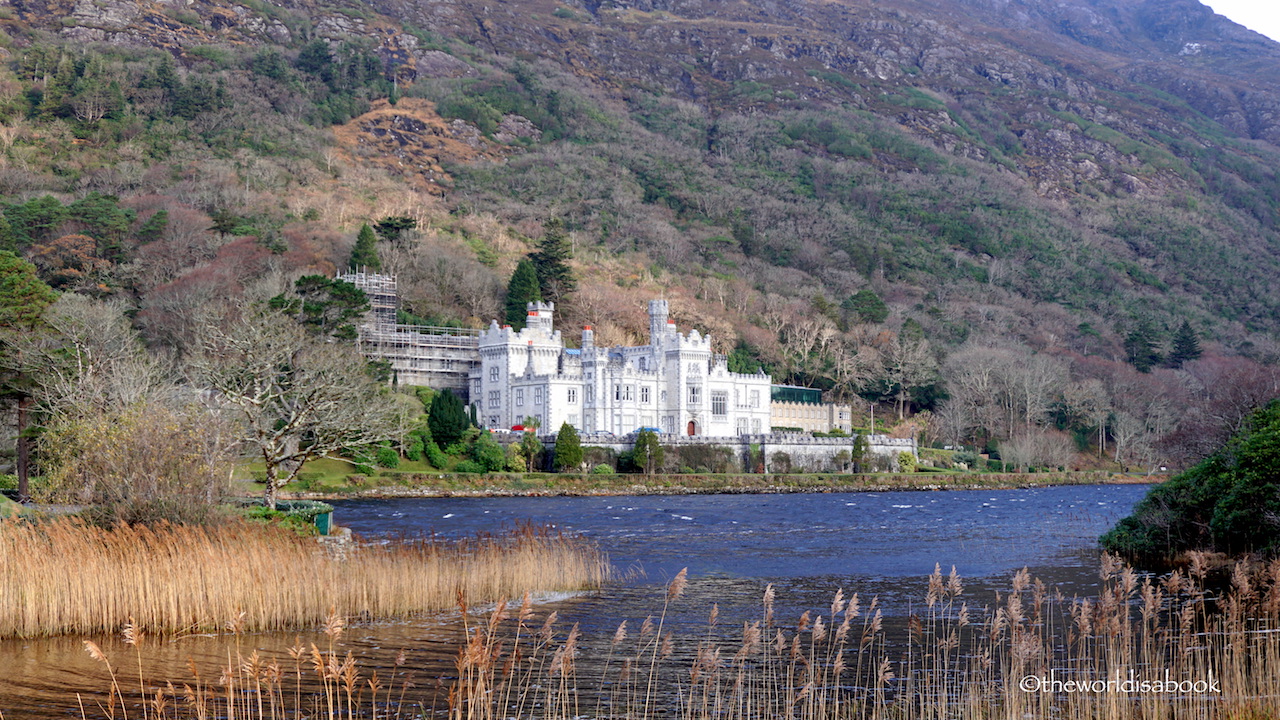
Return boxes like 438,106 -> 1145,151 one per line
771,385 -> 823,405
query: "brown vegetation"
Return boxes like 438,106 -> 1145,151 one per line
80,554 -> 1280,719
0,518 -> 609,638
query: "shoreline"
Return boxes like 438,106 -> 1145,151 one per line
278,470 -> 1160,501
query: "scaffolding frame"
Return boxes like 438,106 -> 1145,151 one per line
339,271 -> 482,396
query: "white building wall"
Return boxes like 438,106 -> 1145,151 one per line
476,299 -> 772,437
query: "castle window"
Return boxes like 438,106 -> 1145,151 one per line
623,385 -> 634,402
489,367 -> 499,382
641,386 -> 650,404
587,386 -> 594,403
516,389 -> 524,407
487,391 -> 500,409
639,357 -> 647,371
568,388 -> 578,404
712,391 -> 727,417
752,419 -> 762,433
534,387 -> 543,405
688,385 -> 701,405
750,390 -> 760,408
736,418 -> 748,434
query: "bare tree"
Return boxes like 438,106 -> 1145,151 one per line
191,310 -> 401,509
881,333 -> 937,420
1000,429 -> 1074,472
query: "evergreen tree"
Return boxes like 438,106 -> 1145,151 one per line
505,259 -> 542,329
1124,319 -> 1163,373
0,252 -> 57,502
374,216 -> 416,243
842,289 -> 889,324
349,223 -> 381,271
530,218 -> 576,303
268,275 -> 369,341
0,252 -> 57,328
553,422 -> 583,472
1167,320 -> 1202,368
428,389 -> 470,447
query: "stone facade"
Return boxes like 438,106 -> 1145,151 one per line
771,400 -> 854,434
471,300 -> 773,437
542,432 -> 918,473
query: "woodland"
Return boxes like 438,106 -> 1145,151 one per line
2,0 -> 1280,507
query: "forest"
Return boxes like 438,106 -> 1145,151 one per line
1,0 -> 1280,497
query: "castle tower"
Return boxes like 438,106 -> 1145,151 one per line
527,301 -> 555,334
648,299 -> 669,345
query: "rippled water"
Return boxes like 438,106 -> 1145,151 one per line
0,484 -> 1150,717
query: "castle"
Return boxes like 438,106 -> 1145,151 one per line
471,300 -> 773,437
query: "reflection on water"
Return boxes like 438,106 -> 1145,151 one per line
0,484 -> 1149,718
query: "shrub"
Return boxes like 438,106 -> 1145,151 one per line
590,464 -> 615,475
39,401 -> 235,526
405,437 -> 425,462
770,452 -> 792,473
425,440 -> 448,469
375,446 -> 401,469
454,460 -> 485,474
1102,399 -> 1280,562
898,452 -> 918,473
472,430 -> 507,472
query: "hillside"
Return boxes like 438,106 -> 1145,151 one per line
2,0 -> 1280,468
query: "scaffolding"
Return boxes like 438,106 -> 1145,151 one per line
339,271 -> 482,397
339,269 -> 398,329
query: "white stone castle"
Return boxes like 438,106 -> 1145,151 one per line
470,300 -> 773,437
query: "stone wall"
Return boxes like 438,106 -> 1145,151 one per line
530,432 -> 918,473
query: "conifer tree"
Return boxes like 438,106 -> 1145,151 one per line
530,218 -> 575,303
0,252 -> 57,501
553,422 -> 583,472
1167,320 -> 1202,368
1124,319 -> 1163,373
843,289 -> 889,324
349,223 -> 381,271
428,389 -> 470,447
505,259 -> 542,329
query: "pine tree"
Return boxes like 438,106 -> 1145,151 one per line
843,289 -> 889,324
505,259 -> 542,329
530,218 -> 576,303
349,223 -> 381,271
553,422 -> 583,472
1124,319 -> 1163,373
0,252 -> 57,502
1167,320 -> 1202,368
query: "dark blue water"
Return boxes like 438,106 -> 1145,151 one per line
333,484 -> 1148,585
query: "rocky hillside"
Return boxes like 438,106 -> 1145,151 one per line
2,0 -> 1280,465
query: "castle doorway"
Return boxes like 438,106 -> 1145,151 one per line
687,420 -> 697,436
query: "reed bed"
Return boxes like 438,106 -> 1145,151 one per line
0,517 -> 609,638
79,552 -> 1280,720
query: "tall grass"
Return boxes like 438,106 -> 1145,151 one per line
79,552 -> 1280,720
449,553 -> 1280,720
0,517 -> 609,638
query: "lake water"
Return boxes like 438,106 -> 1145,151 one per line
0,483 -> 1150,717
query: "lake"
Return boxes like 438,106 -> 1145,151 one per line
0,483 -> 1150,717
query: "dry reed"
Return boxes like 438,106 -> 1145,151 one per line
0,517 -> 609,638
60,553 -> 1280,719
437,554 -> 1280,720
